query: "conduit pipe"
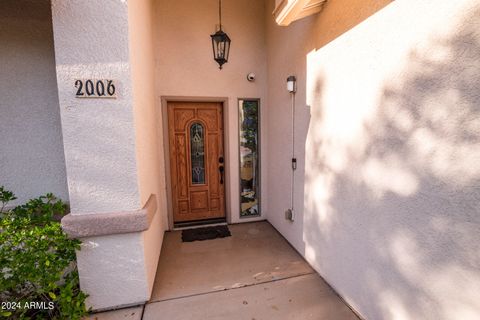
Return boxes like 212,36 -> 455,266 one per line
286,76 -> 297,221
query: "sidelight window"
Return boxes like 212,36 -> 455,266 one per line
239,99 -> 260,217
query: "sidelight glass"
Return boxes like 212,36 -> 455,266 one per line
190,123 -> 205,184
239,99 -> 260,217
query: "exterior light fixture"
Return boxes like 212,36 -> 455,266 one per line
287,76 -> 297,93
211,0 -> 231,69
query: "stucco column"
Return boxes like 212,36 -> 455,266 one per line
51,0 -> 156,311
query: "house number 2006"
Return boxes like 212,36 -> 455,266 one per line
75,79 -> 117,98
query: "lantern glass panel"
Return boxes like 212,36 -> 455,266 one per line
224,38 -> 230,60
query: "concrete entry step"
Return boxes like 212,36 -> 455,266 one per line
143,273 -> 360,320
85,222 -> 360,319
150,221 -> 314,302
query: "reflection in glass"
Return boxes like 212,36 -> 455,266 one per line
190,123 -> 205,184
239,99 -> 260,217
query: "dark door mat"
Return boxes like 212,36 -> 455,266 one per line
182,225 -> 231,242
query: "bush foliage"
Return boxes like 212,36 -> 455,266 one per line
0,187 -> 88,319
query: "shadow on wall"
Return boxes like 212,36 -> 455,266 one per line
303,5 -> 480,320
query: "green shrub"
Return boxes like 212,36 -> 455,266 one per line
0,187 -> 88,319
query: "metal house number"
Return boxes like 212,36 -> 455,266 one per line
75,79 -> 117,98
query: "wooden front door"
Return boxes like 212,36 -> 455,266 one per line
168,102 -> 225,222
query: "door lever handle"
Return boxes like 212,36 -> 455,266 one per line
219,166 -> 224,184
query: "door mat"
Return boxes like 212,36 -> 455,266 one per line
181,225 -> 231,242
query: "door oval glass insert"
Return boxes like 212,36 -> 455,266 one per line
190,122 -> 205,184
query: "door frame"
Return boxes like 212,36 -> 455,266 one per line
160,96 -> 231,230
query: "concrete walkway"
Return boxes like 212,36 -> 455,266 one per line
86,221 -> 360,320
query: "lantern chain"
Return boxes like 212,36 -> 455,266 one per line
219,0 -> 222,31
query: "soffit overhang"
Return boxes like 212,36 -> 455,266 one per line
273,0 -> 327,26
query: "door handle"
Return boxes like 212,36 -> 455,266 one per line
219,166 -> 224,184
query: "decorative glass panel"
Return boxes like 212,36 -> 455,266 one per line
190,123 -> 205,184
239,99 -> 260,217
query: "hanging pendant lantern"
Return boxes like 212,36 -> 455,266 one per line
211,0 -> 231,69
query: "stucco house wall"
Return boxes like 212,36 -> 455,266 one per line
128,0 -> 168,296
0,0 -> 68,206
266,0 -> 480,319
153,0 -> 269,224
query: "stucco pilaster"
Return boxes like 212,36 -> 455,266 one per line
50,0 -> 151,311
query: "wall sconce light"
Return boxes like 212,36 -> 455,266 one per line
211,0 -> 231,69
287,76 -> 297,93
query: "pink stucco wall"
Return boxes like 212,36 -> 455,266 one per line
265,0 -> 480,319
266,0 -> 480,320
128,0 -> 167,298
153,0 -> 269,224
